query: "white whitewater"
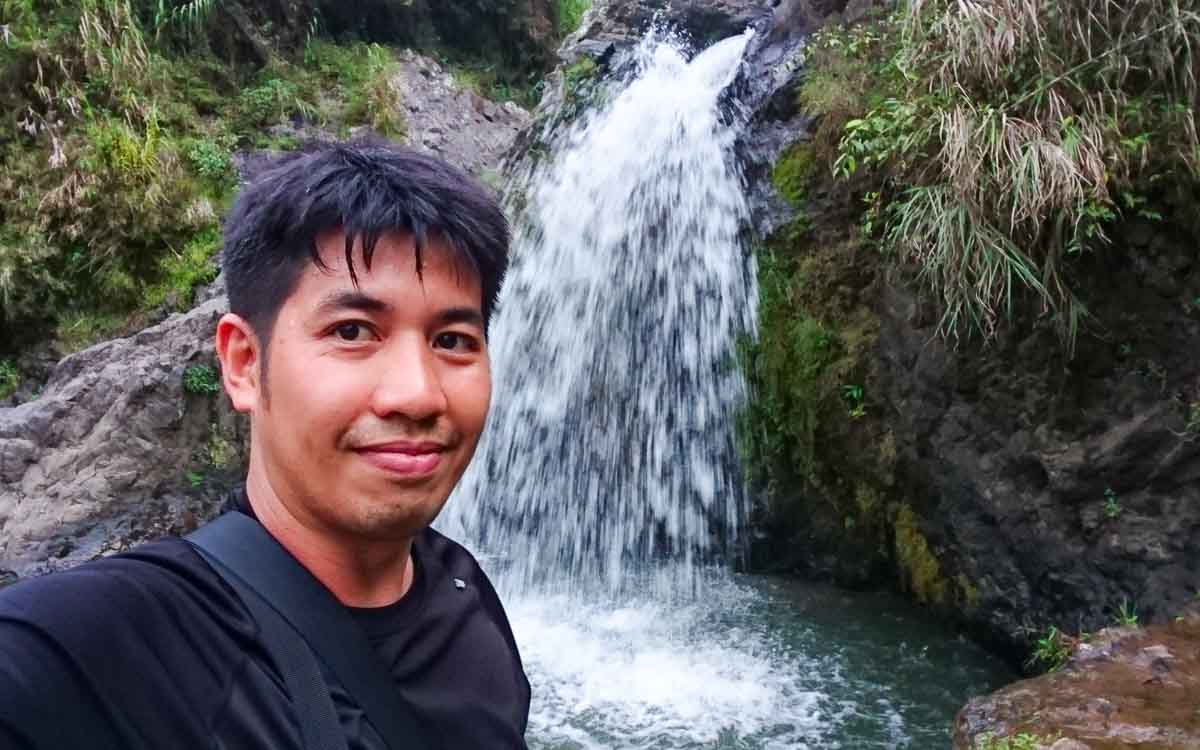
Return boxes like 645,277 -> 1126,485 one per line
440,30 -> 842,749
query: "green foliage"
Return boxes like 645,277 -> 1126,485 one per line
144,228 -> 220,310
563,56 -> 597,91
1115,598 -> 1139,627
771,143 -> 815,209
236,76 -> 312,130
186,469 -> 205,487
975,733 -> 1058,750
182,363 -> 220,395
342,44 -> 405,139
841,384 -> 866,418
1104,487 -> 1122,519
737,250 -> 839,486
1028,625 -> 1072,672
184,136 -> 234,183
0,359 -> 20,400
815,0 -> 1200,352
556,0 -> 590,38
55,311 -> 129,353
152,0 -> 219,36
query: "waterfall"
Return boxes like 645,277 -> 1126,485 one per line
445,29 -> 757,599
434,28 -> 1015,750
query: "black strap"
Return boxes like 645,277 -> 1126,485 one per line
187,512 -> 433,750
196,547 -> 348,750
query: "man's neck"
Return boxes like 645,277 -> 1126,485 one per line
244,471 -> 416,608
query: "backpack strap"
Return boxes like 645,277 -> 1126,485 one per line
194,545 -> 349,750
187,512 -> 434,750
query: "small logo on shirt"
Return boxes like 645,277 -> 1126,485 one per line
453,578 -> 467,591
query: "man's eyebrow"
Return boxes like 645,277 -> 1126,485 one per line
436,307 -> 485,327
314,290 -> 392,316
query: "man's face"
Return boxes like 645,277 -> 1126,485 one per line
248,229 -> 491,541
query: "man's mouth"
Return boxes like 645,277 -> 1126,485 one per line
354,441 -> 446,477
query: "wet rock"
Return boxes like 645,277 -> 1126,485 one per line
953,615 -> 1200,749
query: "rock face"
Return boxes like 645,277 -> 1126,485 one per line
735,1 -> 1200,666
0,299 -> 240,578
953,615 -> 1200,749
0,50 -> 528,579
392,51 -> 531,180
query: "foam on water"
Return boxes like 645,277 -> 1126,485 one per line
512,580 -> 836,749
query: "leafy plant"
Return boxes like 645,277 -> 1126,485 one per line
1027,625 -> 1072,672
1104,487 -> 1121,519
737,250 -> 839,484
1115,599 -> 1139,627
0,360 -> 20,400
184,137 -> 233,183
182,363 -> 220,395
842,384 -> 867,418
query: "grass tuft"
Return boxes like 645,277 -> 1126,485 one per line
815,0 -> 1200,352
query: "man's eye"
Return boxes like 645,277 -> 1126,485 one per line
434,332 -> 477,352
334,322 -> 370,342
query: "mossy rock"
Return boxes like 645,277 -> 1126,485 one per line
893,503 -> 948,606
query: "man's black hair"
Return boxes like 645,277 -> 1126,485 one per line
222,139 -> 509,351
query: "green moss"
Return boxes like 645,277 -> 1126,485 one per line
55,312 -> 130,354
894,503 -> 948,606
956,573 -> 982,610
206,426 -> 236,469
771,143 -> 816,209
737,249 -> 840,484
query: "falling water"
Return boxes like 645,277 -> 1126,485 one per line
446,29 -> 756,598
440,29 -> 1012,750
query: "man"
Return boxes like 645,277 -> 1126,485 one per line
0,141 -> 530,749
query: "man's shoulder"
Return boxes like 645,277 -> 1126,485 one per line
0,535 -> 245,646
417,526 -> 498,589
0,536 -> 257,750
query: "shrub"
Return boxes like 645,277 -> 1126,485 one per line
823,0 -> 1200,351
144,227 -> 221,310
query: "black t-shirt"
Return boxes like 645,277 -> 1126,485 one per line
0,510 -> 530,750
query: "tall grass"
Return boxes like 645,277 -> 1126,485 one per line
828,0 -> 1200,351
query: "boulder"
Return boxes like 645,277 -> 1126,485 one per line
0,298 -> 241,579
953,615 -> 1200,749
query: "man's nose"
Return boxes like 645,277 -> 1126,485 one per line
368,335 -> 449,422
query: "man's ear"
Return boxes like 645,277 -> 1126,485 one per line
215,313 -> 262,414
